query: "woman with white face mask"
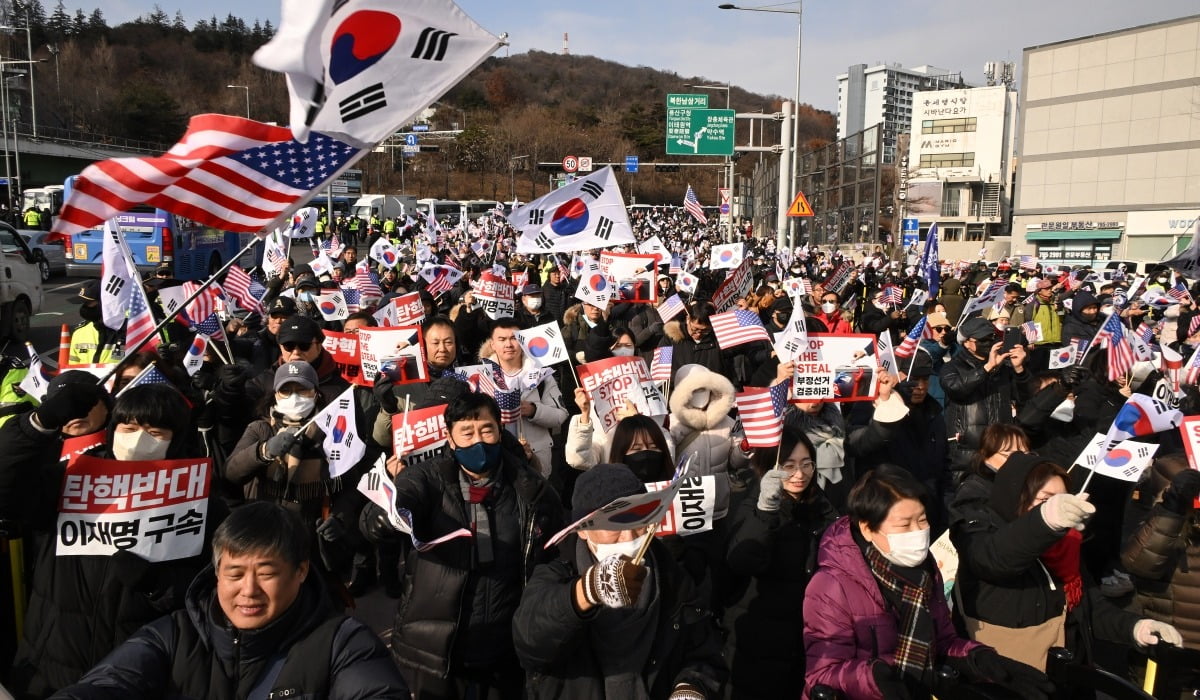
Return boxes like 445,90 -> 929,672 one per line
804,465 -> 1053,699
108,383 -> 191,462
512,463 -> 726,698
225,361 -> 333,522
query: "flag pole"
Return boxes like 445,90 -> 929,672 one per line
96,236 -> 263,386
1076,310 -> 1116,366
630,522 -> 658,567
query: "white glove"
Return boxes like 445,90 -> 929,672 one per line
1040,493 -> 1095,531
757,469 -> 787,512
1133,619 -> 1183,647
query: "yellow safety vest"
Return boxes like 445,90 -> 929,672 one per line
0,367 -> 33,429
69,323 -> 124,365
22,209 -> 39,227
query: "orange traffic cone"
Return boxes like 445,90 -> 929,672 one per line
56,323 -> 71,374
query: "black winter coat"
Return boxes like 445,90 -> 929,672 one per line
388,448 -> 563,679
847,395 -> 947,485
722,483 -> 837,699
512,536 -> 727,699
49,566 -> 409,700
941,349 -> 1034,471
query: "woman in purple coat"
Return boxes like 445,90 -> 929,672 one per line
802,465 -> 1054,699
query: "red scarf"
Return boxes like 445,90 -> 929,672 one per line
1040,529 -> 1083,611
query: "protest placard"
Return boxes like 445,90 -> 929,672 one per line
391,291 -> 427,326
322,330 -> 370,387
357,326 -> 427,384
712,258 -> 754,311
790,334 -> 878,402
475,272 -> 515,320
57,455 -> 211,562
392,404 -> 449,466
647,475 -> 716,537
577,356 -> 668,431
599,251 -> 660,304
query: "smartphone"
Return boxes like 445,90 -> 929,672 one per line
1001,328 -> 1022,352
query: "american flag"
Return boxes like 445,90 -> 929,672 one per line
554,254 -> 570,281
880,285 -> 904,306
1099,313 -> 1134,381
224,264 -> 263,313
322,232 -> 343,255
1184,345 -> 1200,387
1135,322 -> 1154,346
1019,255 -> 1038,271
657,294 -> 686,323
192,313 -> 227,342
683,185 -> 708,225
1168,282 -> 1191,303
894,317 -> 929,359
711,309 -> 771,349
421,265 -> 463,296
126,279 -> 160,352
118,363 -> 172,396
52,114 -> 364,237
734,382 -> 789,449
340,287 -> 361,312
670,254 -> 683,275
1021,320 -> 1041,343
651,346 -> 673,382
495,388 -> 521,425
353,263 -> 383,299
181,281 -> 223,323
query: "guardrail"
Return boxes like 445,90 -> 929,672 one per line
11,121 -> 169,154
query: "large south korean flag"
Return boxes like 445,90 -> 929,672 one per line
510,167 -> 635,253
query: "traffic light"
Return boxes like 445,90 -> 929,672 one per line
537,163 -> 561,172
419,145 -> 440,152
656,164 -> 680,173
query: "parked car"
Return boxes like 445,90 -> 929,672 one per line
19,229 -> 67,282
0,222 -> 44,342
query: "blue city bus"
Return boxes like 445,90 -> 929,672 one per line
62,176 -> 261,279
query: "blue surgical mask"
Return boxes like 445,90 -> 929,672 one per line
454,441 -> 501,473
298,291 -> 315,302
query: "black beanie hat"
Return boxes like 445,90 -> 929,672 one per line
571,463 -> 647,521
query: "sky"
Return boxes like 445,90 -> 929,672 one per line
101,0 -> 1199,111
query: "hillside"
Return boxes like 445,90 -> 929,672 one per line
16,5 -> 837,203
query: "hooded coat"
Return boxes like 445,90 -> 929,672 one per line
1061,290 -> 1101,344
802,518 -> 980,699
48,565 -> 409,700
668,367 -> 749,520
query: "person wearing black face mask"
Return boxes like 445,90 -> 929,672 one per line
369,389 -> 564,698
66,279 -> 126,365
941,317 -> 1034,486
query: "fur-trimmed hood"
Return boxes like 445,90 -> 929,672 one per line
669,366 -> 735,431
664,317 -> 687,343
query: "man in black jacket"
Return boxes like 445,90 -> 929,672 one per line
50,502 -> 409,700
379,389 -> 563,698
942,316 -> 1034,479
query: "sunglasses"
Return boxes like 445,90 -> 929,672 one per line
281,341 -> 313,352
932,326 -> 951,332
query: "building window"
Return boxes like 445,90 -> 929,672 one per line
941,227 -> 963,242
919,152 -> 975,168
920,117 -> 977,134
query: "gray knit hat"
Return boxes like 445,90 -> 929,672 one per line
571,463 -> 647,520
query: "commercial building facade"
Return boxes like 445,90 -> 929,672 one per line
837,63 -> 969,163
1012,14 -> 1200,269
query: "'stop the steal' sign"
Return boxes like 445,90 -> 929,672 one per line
58,455 -> 211,562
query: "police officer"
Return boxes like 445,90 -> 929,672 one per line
66,280 -> 124,365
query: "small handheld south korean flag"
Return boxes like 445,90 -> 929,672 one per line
17,343 -> 51,401
314,387 -> 365,478
182,334 -> 210,376
510,167 -> 635,253
315,291 -> 350,321
574,257 -> 612,310
514,322 -> 570,368
289,207 -> 318,239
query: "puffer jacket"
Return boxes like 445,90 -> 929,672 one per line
668,367 -> 749,520
1122,497 -> 1200,648
724,481 -> 838,699
388,446 -> 563,680
941,348 -> 1035,472
512,536 -> 727,699
802,517 -> 980,699
950,454 -> 1139,666
49,566 -> 409,700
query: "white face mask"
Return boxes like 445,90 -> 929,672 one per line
112,429 -> 170,462
1050,398 -> 1075,422
276,394 -> 316,420
879,527 -> 931,568
821,302 -> 837,314
589,533 -> 647,561
611,346 -> 635,357
524,297 -> 543,311
874,301 -> 888,311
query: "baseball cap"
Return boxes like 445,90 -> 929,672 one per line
268,296 -> 298,317
959,316 -> 999,341
519,283 -> 543,296
68,279 -> 101,304
273,361 -> 318,392
276,316 -> 323,346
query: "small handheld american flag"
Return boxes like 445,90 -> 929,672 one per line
651,346 -> 673,382
711,309 -> 771,350
683,185 -> 708,225
1099,313 -> 1134,381
894,317 -> 929,359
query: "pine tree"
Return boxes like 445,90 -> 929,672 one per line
172,10 -> 185,33
70,8 -> 84,36
46,0 -> 68,40
86,7 -> 105,34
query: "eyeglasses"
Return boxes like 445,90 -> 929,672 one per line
932,326 -> 951,333
779,459 -> 816,474
281,341 -> 313,352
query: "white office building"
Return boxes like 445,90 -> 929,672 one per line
837,63 -> 968,163
1013,14 -> 1200,269
902,85 -> 1019,260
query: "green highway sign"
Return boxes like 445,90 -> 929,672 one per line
666,108 -> 735,156
666,93 -> 709,109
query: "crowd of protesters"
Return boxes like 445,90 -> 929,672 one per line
0,203 -> 1197,699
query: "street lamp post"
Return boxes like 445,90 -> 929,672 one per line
509,155 -> 529,202
226,84 -> 250,119
0,25 -> 35,138
718,2 -> 802,248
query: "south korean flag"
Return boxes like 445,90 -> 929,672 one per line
510,167 -> 635,253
